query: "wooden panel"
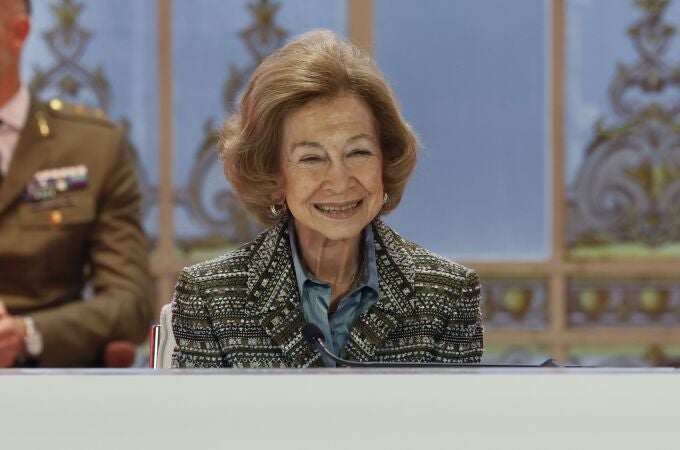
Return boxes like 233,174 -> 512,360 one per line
156,0 -> 175,316
348,0 -> 373,54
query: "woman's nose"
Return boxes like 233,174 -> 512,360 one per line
323,160 -> 354,193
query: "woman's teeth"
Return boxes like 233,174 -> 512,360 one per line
315,201 -> 360,213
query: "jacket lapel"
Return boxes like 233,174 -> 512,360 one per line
247,220 -> 321,367
345,219 -> 416,362
0,100 -> 53,214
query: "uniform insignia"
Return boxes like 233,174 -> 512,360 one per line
24,165 -> 89,202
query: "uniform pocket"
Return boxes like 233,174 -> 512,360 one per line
18,195 -> 95,228
17,195 -> 95,283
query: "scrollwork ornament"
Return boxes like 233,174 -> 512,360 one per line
568,0 -> 680,249
178,0 -> 288,251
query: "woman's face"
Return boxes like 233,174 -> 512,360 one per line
278,93 -> 384,242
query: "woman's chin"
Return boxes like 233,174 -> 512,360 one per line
318,222 -> 366,241
292,202 -> 380,242
296,217 -> 368,242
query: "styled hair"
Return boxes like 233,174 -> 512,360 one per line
24,0 -> 31,15
219,29 -> 419,226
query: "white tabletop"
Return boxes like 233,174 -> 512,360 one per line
1,368 -> 678,450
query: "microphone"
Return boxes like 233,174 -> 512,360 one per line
302,323 -> 561,368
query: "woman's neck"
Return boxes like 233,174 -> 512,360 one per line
295,225 -> 362,294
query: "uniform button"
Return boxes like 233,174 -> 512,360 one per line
49,210 -> 63,225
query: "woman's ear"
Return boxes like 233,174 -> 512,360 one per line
270,176 -> 285,204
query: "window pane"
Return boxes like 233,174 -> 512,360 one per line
566,0 -> 680,258
375,0 -> 549,260
172,0 -> 347,258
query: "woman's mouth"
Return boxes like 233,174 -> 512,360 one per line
313,200 -> 363,218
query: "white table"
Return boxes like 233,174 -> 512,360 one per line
1,368 -> 678,450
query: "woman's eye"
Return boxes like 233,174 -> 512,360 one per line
349,149 -> 372,157
300,156 -> 324,163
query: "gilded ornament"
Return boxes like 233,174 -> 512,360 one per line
578,288 -> 609,320
639,287 -> 669,317
568,0 -> 680,251
502,288 -> 532,319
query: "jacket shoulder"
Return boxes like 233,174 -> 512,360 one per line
410,245 -> 481,323
373,219 -> 477,289
179,222 -> 280,287
412,245 -> 474,281
409,244 -> 479,307
181,241 -> 254,287
43,99 -> 115,129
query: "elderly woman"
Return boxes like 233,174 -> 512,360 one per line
172,30 -> 483,368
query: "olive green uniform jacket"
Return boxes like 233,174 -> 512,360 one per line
172,218 -> 483,368
0,100 -> 151,367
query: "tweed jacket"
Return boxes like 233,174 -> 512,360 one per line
0,99 -> 151,367
172,219 -> 483,368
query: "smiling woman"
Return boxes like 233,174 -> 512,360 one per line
171,30 -> 484,368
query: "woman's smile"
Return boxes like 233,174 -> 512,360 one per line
313,199 -> 364,218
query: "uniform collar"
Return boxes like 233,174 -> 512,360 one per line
0,85 -> 30,131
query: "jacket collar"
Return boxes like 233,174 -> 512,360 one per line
246,219 -> 320,367
0,84 -> 31,131
245,218 -> 416,367
344,219 -> 416,362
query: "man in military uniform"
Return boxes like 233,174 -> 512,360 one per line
0,0 -> 151,367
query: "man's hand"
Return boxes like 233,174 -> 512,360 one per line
0,301 -> 25,368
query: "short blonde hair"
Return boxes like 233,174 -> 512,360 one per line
219,29 -> 419,226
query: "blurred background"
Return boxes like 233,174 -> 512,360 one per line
20,0 -> 680,366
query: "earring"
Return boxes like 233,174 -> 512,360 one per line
383,192 -> 388,205
270,203 -> 286,217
